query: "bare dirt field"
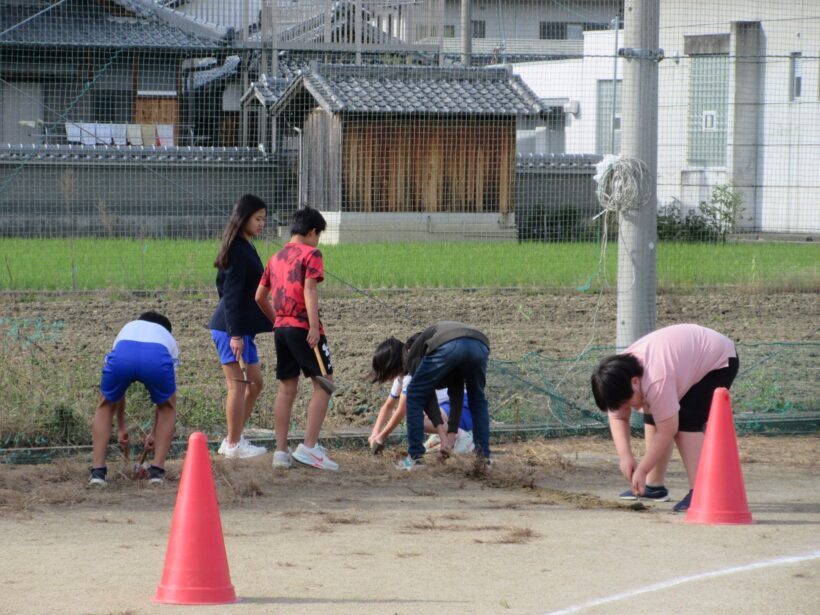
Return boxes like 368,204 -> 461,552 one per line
0,289 -> 818,614
1,289 -> 817,435
0,436 -> 818,615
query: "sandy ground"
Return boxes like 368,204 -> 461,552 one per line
1,436 -> 818,615
0,289 -> 817,613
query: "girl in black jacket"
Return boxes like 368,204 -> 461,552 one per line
208,194 -> 273,458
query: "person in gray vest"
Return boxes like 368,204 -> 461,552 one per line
370,322 -> 490,470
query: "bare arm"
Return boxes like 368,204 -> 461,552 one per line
371,396 -> 398,439
631,414 -> 678,495
304,278 -> 320,347
376,394 -> 408,440
608,409 -> 636,482
255,284 -> 276,324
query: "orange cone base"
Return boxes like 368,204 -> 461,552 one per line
685,507 -> 752,525
684,388 -> 753,526
154,583 -> 238,605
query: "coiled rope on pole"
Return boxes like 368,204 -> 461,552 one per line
594,155 -> 651,215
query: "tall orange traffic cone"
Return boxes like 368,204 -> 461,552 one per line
154,432 -> 238,604
685,388 -> 752,525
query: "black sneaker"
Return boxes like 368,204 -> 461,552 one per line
619,484 -> 670,502
88,466 -> 108,487
673,489 -> 693,513
147,465 -> 166,485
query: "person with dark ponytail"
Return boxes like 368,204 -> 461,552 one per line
209,194 -> 273,458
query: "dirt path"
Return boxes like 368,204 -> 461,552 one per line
1,436 -> 818,615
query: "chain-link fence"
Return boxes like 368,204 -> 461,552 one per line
0,1 -> 817,454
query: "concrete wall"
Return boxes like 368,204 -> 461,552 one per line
318,211 -> 516,244
513,30 -> 624,154
513,6 -> 820,233
0,152 -> 277,238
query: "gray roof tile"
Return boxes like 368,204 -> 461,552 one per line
0,0 -> 220,49
276,63 -> 551,117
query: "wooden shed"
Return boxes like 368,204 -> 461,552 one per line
271,63 -> 555,218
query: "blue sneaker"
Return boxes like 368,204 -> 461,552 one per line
395,455 -> 424,471
619,484 -> 670,502
673,489 -> 693,513
88,466 -> 108,486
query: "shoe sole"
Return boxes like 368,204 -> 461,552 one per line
293,456 -> 339,471
619,491 -> 671,502
223,449 -> 267,459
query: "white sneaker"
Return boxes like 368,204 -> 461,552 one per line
292,443 -> 339,471
223,437 -> 267,459
453,429 -> 475,454
272,450 -> 292,469
217,438 -> 228,455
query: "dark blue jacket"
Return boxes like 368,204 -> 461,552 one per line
208,237 -> 273,336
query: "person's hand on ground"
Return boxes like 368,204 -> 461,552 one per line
117,429 -> 129,449
631,466 -> 648,496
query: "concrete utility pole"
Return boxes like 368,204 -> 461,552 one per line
616,0 -> 660,350
461,0 -> 472,66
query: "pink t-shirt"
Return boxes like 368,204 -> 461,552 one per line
626,324 -> 736,422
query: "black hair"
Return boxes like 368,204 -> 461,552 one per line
214,194 -> 267,269
369,337 -> 405,383
590,353 -> 643,412
138,311 -> 173,334
290,206 -> 327,237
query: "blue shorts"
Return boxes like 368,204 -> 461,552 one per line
100,340 -> 176,404
440,392 -> 473,432
211,330 -> 260,365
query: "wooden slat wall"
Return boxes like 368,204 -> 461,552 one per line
340,116 -> 515,213
302,109 -> 342,211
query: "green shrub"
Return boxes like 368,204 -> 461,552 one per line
659,183 -> 744,243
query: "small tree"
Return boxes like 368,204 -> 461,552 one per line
699,182 -> 744,243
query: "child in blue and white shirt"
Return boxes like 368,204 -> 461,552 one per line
368,374 -> 474,455
89,312 -> 179,486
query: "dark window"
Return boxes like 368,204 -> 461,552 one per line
471,20 -> 485,39
791,52 -> 802,100
444,25 -> 455,38
539,22 -> 566,40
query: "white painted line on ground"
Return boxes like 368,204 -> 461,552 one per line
544,549 -> 820,615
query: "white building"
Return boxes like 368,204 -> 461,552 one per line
512,2 -> 820,234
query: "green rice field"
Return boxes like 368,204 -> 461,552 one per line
0,238 -> 816,291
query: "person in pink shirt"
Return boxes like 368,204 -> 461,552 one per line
591,324 -> 739,512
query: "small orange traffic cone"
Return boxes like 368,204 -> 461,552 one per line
154,432 -> 238,604
686,388 -> 752,525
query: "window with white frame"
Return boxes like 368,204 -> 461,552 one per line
596,79 -> 622,155
790,52 -> 802,101
687,54 -> 729,167
443,25 -> 455,38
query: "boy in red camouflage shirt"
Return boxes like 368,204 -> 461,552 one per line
255,207 -> 338,471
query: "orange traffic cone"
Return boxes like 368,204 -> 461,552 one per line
154,432 -> 238,604
685,388 -> 752,525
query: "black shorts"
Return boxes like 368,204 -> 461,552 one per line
644,356 -> 739,433
274,327 -> 332,381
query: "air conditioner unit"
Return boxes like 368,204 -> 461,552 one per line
563,100 -> 580,116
